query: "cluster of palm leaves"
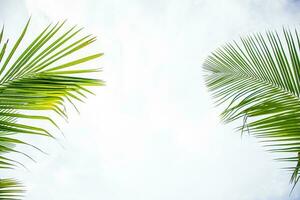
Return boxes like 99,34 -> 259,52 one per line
0,18 -> 103,199
1,15 -> 299,199
204,28 -> 300,192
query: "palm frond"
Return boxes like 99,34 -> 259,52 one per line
0,18 -> 103,199
0,179 -> 24,200
204,27 -> 300,191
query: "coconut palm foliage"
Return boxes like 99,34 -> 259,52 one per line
0,179 -> 24,199
203,28 -> 300,191
0,18 -> 103,199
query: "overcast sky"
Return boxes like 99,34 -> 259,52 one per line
1,0 -> 300,199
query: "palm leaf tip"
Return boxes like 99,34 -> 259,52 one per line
204,27 -> 300,190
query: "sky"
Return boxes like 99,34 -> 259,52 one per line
1,0 -> 300,199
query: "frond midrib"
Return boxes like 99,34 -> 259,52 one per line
206,66 -> 300,104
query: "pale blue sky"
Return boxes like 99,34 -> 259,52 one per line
1,0 -> 300,199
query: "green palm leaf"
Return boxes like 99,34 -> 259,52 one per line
0,179 -> 24,200
204,28 -> 300,191
0,18 -> 103,199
